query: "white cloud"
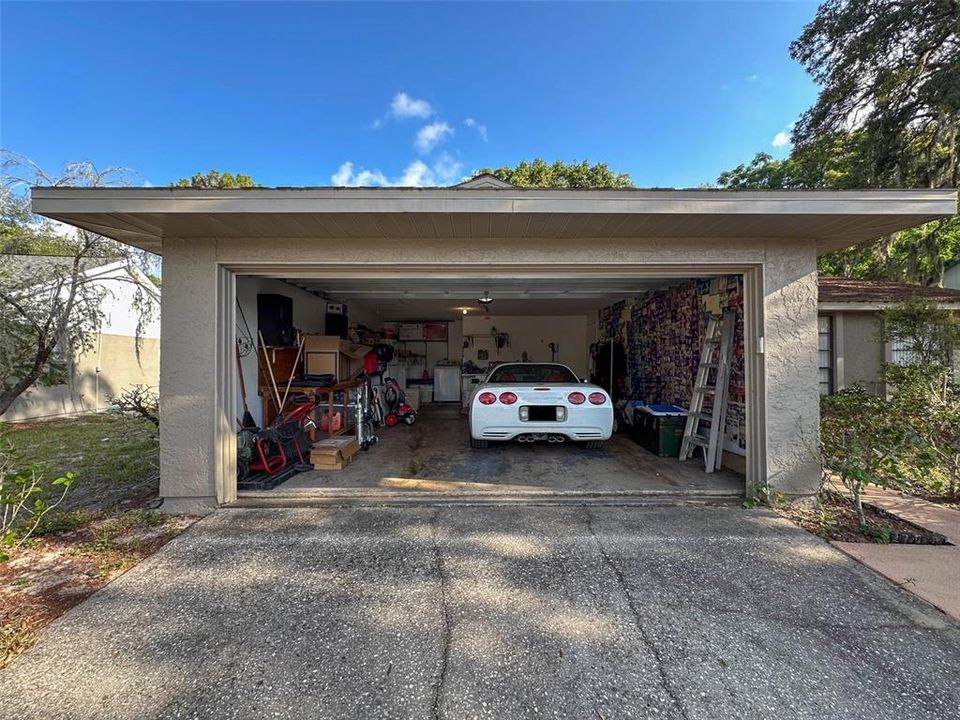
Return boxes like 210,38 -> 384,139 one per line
771,131 -> 791,148
398,160 -> 432,186
464,117 -> 488,142
431,153 -> 463,184
746,74 -> 760,82
331,155 -> 463,188
391,92 -> 433,119
331,161 -> 389,187
414,121 -> 453,153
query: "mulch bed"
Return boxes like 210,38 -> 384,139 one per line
776,490 -> 950,545
0,513 -> 198,669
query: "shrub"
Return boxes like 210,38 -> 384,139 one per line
820,389 -> 920,526
0,426 -> 76,562
110,385 -> 159,429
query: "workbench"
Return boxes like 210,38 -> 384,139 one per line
260,377 -> 365,438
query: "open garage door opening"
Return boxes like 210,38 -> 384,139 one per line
233,270 -> 749,502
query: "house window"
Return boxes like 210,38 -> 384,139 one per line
818,315 -> 833,395
889,339 -> 917,367
889,339 -> 950,367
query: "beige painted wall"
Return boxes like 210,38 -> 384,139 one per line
461,315 -> 590,377
157,234 -> 821,511
836,311 -> 884,394
2,334 -> 161,422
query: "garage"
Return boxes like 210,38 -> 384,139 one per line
31,180 -> 954,511
234,270 -> 749,501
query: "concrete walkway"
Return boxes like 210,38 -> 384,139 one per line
2,505 -> 959,719
832,485 -> 960,621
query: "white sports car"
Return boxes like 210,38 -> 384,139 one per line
468,362 -> 614,449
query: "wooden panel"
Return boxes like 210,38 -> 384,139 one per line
257,346 -> 302,391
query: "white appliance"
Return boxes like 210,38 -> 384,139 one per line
384,362 -> 407,389
433,366 -> 461,402
461,373 -> 486,409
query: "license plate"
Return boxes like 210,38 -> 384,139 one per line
527,406 -> 557,422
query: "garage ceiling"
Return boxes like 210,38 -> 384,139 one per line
281,275 -> 691,319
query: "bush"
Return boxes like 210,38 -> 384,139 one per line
820,389 -> 920,526
0,426 -> 76,562
109,385 -> 159,429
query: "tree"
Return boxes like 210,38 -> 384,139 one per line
172,170 -> 258,189
790,0 -> 959,189
0,150 -> 157,416
716,0 -> 960,286
820,389 -> 917,526
877,296 -> 960,366
877,297 -> 960,500
477,159 -> 633,188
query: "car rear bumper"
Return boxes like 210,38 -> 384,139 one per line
471,425 -> 612,442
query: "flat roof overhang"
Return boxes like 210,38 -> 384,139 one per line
32,186 -> 957,256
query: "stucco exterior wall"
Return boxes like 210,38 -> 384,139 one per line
158,238 -> 220,513
2,265 -> 161,423
157,234 -> 822,510
1,334 -> 161,422
762,243 -> 821,497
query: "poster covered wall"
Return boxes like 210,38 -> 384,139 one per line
596,276 -> 746,455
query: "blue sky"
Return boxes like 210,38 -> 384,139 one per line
1,1 -> 820,188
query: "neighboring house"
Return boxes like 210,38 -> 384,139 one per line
32,182 -> 956,511
945,257 -> 960,291
0,256 -> 161,422
817,276 -> 960,396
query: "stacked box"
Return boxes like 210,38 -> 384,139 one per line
310,436 -> 360,471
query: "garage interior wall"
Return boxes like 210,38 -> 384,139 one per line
462,315 -> 590,378
236,277 -> 328,427
596,275 -> 747,471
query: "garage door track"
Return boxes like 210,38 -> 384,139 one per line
2,505 -> 959,719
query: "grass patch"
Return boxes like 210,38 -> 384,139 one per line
5,414 -> 159,512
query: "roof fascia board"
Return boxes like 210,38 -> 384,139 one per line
32,187 -> 957,218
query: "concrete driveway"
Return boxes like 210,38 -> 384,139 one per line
2,505 -> 959,719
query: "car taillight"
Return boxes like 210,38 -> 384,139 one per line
478,392 -> 497,405
499,392 -> 518,405
588,392 -> 607,405
568,392 -> 586,405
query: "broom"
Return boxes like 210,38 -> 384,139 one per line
236,341 -> 257,429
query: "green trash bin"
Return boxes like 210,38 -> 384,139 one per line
632,404 -> 687,457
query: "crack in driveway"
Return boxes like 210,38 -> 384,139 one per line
585,509 -> 690,720
430,509 -> 452,720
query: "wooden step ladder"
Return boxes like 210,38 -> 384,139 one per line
679,311 -> 735,473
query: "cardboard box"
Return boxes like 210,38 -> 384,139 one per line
303,335 -> 371,380
310,436 -> 360,471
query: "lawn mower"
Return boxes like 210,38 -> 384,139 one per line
381,377 -> 417,427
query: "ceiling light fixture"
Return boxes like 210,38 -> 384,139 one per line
461,308 -> 468,315
477,290 -> 493,304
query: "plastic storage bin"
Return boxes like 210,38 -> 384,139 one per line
632,404 -> 687,457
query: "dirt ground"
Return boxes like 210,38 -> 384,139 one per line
775,490 -> 950,544
0,511 -> 198,668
